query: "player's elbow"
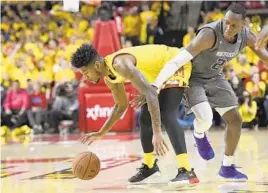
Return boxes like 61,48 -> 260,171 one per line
146,87 -> 158,101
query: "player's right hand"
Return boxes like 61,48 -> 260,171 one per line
255,24 -> 268,49
79,131 -> 104,146
152,132 -> 169,156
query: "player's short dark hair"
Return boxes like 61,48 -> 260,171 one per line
71,44 -> 99,68
226,3 -> 246,19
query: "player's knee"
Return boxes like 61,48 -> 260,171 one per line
196,109 -> 213,126
232,114 -> 242,128
161,110 -> 174,121
224,109 -> 242,129
161,111 -> 179,129
195,118 -> 213,132
194,110 -> 213,133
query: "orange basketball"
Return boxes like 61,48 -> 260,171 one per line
72,152 -> 101,180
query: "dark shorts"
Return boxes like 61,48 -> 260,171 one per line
183,77 -> 238,110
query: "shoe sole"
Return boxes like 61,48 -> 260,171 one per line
218,175 -> 248,182
168,178 -> 200,188
127,171 -> 161,185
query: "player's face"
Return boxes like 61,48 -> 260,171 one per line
223,11 -> 244,40
80,62 -> 102,84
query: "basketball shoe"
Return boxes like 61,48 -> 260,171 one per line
194,133 -> 215,160
169,168 -> 199,187
219,165 -> 248,181
128,159 -> 160,184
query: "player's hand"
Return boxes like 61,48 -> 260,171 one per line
129,85 -> 159,109
79,131 -> 104,146
129,93 -> 146,109
152,132 -> 169,156
255,25 -> 268,49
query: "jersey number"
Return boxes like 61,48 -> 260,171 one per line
211,58 -> 227,71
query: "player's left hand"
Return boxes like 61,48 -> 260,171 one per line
153,132 -> 169,156
129,94 -> 146,109
79,132 -> 104,146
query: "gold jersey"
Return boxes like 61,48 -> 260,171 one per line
104,45 -> 192,88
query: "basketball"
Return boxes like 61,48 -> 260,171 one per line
72,152 -> 101,180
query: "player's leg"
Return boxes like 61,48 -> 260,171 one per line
215,107 -> 247,180
159,87 -> 199,185
212,79 -> 247,180
128,104 -> 160,184
186,86 -> 215,160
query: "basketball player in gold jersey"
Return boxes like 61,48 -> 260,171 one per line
71,44 -> 199,186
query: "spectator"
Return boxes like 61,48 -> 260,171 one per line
204,6 -> 224,23
2,80 -> 30,130
139,3 -> 157,44
48,82 -> 79,133
27,82 -> 48,134
229,74 -> 244,97
123,6 -> 141,46
183,26 -> 195,47
263,85 -> 268,127
223,64 -> 244,96
26,79 -> 34,94
238,91 -> 258,129
146,16 -> 156,44
151,1 -> 170,17
53,57 -> 76,83
232,54 -> 251,81
246,73 -> 266,99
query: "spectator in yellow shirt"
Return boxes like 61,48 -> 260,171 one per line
232,54 -> 251,80
183,26 -> 196,47
139,4 -> 157,44
123,7 -> 141,46
205,7 -> 224,23
246,73 -> 266,99
54,58 -> 76,83
238,91 -> 257,129
151,1 -> 170,17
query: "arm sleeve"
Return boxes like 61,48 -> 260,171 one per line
152,49 -> 193,89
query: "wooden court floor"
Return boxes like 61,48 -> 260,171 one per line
1,130 -> 268,193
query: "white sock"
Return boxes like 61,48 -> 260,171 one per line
223,155 -> 234,166
194,131 -> 205,139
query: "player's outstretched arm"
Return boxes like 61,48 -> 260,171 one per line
114,56 -> 169,156
255,24 -> 268,49
101,80 -> 128,133
247,29 -> 268,64
153,28 -> 215,89
79,80 -> 128,145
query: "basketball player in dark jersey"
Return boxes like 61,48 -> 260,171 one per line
133,3 -> 268,180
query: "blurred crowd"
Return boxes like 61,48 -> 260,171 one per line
1,1 -> 268,142
0,1 -> 170,139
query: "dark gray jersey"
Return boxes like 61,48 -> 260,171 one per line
191,20 -> 248,79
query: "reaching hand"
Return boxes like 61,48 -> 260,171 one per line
255,25 -> 268,49
129,93 -> 146,109
152,132 -> 169,156
129,85 -> 159,109
79,131 -> 104,145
